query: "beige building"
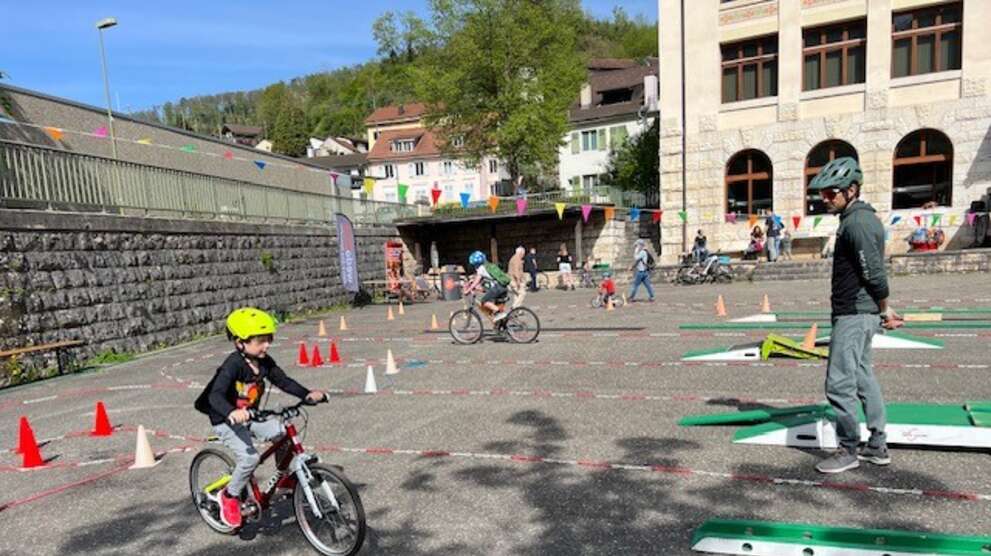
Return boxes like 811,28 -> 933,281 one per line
658,0 -> 991,263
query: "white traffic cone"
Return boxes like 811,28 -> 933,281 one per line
129,425 -> 160,470
364,366 -> 378,394
385,349 -> 399,375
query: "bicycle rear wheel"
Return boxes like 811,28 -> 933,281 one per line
294,463 -> 366,556
449,309 -> 484,344
590,294 -> 603,308
505,307 -> 540,343
189,448 -> 238,535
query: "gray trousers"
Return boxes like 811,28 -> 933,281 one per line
213,418 -> 285,497
825,314 -> 887,453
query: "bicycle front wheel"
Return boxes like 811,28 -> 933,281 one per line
505,307 -> 540,344
449,309 -> 484,344
189,448 -> 238,535
590,295 -> 603,308
294,463 -> 366,556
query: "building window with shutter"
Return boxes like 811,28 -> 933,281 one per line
892,3 -> 962,78
609,126 -> 629,150
802,20 -> 867,91
571,132 -> 580,154
414,162 -> 426,176
581,130 -> 599,152
384,164 -> 395,179
721,35 -> 778,103
489,159 -> 498,173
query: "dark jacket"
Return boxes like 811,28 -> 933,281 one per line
524,253 -> 538,272
831,200 -> 889,316
200,351 -> 310,426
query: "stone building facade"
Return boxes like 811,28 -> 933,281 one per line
658,0 -> 991,263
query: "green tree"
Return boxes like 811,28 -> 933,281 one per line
272,103 -> 309,157
258,82 -> 289,137
604,119 -> 659,195
414,0 -> 586,190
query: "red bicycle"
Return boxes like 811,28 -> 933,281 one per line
188,399 -> 366,555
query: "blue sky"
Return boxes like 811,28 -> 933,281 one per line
2,1 -> 656,112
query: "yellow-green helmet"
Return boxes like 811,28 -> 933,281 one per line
226,307 -> 277,340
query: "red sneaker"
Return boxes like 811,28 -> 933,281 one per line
218,489 -> 243,528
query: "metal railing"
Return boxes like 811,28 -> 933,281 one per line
0,140 -> 418,226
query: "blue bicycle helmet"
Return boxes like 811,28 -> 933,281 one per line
602,271 -> 612,278
468,250 -> 486,268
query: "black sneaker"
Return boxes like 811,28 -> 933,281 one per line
858,445 -> 891,465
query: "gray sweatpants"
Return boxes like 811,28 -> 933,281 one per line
825,314 -> 887,453
213,418 -> 285,497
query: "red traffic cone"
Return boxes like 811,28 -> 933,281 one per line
17,416 -> 44,469
329,341 -> 341,364
15,415 -> 31,454
297,342 -> 310,366
310,344 -> 324,367
91,401 -> 113,437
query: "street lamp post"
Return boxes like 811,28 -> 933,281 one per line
96,17 -> 118,159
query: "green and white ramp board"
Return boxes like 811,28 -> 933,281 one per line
681,402 -> 991,450
692,519 -> 991,556
682,332 -> 941,361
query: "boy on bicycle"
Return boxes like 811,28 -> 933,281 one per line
195,307 -> 326,529
464,250 -> 511,322
598,271 -> 616,307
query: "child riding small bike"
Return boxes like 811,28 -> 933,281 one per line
463,250 -> 511,322
598,271 -> 616,307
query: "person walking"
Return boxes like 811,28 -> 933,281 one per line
627,239 -> 655,302
557,243 -> 575,290
807,157 -> 902,474
524,247 -> 540,291
507,245 -> 527,308
765,211 -> 782,262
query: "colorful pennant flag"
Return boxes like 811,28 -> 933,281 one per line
398,184 -> 409,203
516,197 -> 527,216
459,192 -> 471,208
254,160 -> 266,171
488,196 -> 500,213
813,215 -> 823,229
44,127 -> 64,141
137,138 -> 152,145
430,188 -> 442,206
747,214 -> 758,228
328,171 -> 339,185
677,210 -> 687,223
725,213 -> 737,224
792,215 -> 801,229
913,215 -> 922,227
581,204 -> 592,223
604,207 -> 615,220
629,207 -> 641,221
948,214 -> 958,226
967,212 -> 977,226
180,144 -> 197,153
651,210 -> 662,223
92,126 -> 108,138
555,202 -> 566,220
363,178 -> 375,196
931,213 -> 942,227
891,215 -> 902,226
223,151 -> 234,160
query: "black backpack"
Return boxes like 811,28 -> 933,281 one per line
193,371 -> 218,415
644,251 -> 656,270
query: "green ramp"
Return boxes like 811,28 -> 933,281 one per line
679,405 -> 828,427
692,519 -> 991,555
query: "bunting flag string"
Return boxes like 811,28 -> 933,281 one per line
967,212 -> 977,226
652,211 -> 662,223
43,126 -> 64,141
747,214 -> 758,228
813,215 -> 823,229
581,204 -> 592,223
459,192 -> 471,209
92,126 -> 108,138
253,160 -> 266,171
604,207 -> 615,220
398,184 -> 409,204
792,215 -> 801,229
516,197 -> 527,216
488,196 -> 500,213
555,202 -> 566,220
363,178 -> 375,196
677,210 -> 687,223
724,213 -> 737,224
430,188 -> 442,207
629,207 -> 641,221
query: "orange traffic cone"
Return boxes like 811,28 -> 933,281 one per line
606,297 -> 615,311
329,341 -> 341,364
310,345 -> 324,367
761,294 -> 771,313
801,323 -> 819,351
318,320 -> 327,337
431,314 -> 439,330
715,295 -> 727,317
387,307 -> 395,321
17,416 -> 44,469
91,401 -> 113,437
297,342 -> 310,366
339,316 -> 348,331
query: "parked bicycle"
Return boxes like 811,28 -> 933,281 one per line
189,399 -> 366,556
449,291 -> 540,344
675,253 -> 734,285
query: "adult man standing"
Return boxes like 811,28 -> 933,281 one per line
808,157 -> 902,474
628,239 -> 655,302
524,247 -> 540,292
764,211 -> 782,262
508,246 -> 527,308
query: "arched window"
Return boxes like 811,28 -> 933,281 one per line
892,129 -> 953,209
805,140 -> 859,215
726,150 -> 773,216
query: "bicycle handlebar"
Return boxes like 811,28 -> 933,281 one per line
247,396 -> 328,423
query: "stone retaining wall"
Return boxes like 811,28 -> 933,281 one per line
0,210 -> 397,386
